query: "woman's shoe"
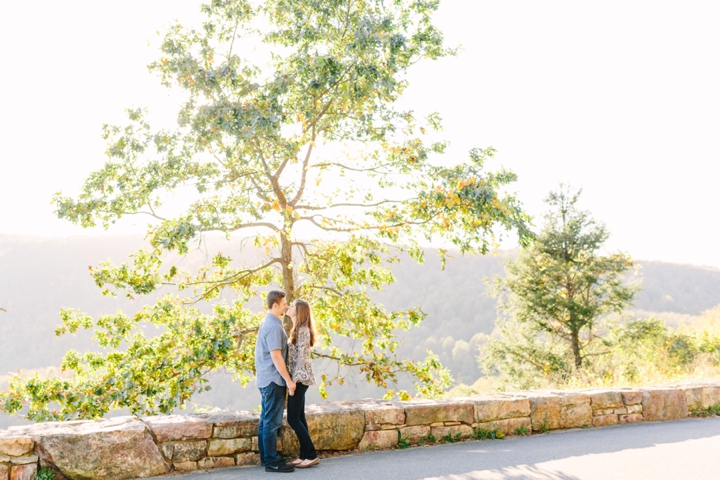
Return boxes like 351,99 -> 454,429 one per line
297,458 -> 320,468
288,458 -> 303,466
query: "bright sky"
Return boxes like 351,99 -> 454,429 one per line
1,1 -> 718,268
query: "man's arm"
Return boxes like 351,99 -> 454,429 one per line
270,349 -> 296,395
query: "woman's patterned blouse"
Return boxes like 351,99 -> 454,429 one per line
287,326 -> 316,386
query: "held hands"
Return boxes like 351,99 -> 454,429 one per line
287,379 -> 297,396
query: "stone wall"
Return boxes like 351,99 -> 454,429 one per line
1,381 -> 719,480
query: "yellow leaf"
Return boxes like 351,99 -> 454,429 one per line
272,201 -> 280,211
457,179 -> 473,189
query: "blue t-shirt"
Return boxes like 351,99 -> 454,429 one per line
255,313 -> 288,388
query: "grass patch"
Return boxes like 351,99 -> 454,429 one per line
471,427 -> 504,440
691,404 -> 720,417
418,432 -> 437,445
395,430 -> 411,449
440,431 -> 462,443
513,425 -> 530,436
36,468 -> 57,480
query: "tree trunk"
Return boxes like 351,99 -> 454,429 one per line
280,229 -> 295,334
570,329 -> 582,369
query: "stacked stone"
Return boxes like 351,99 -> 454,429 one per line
354,381 -> 720,450
144,411 -> 262,472
357,399 -> 478,448
7,416 -> 170,480
280,401 -> 365,454
676,382 -> 720,413
0,431 -> 37,480
474,395 -> 531,433
360,390 -> 591,445
146,402 -> 373,472
587,389 -> 643,427
0,381 -> 718,479
356,402 -> 407,449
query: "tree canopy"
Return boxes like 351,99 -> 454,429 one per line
1,0 -> 531,422
480,185 -> 638,387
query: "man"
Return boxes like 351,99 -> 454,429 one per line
256,290 -> 297,473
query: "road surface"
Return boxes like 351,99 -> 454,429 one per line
151,417 -> 720,479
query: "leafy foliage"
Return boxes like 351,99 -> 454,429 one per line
479,300 -> 720,392
2,235 -> 719,423
691,404 -> 720,417
589,309 -> 720,387
36,468 -> 57,480
0,1 -> 530,421
440,431 -> 462,443
471,427 -> 504,440
480,185 -> 638,387
396,430 -> 411,449
418,432 -> 437,445
450,301 -> 720,396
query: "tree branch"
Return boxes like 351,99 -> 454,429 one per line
303,284 -> 344,296
227,20 -> 240,60
199,221 -> 279,234
252,137 -> 274,182
295,200 -> 401,211
208,145 -> 272,203
311,352 -> 363,367
581,350 -> 611,359
186,258 -> 282,302
252,137 -> 289,210
300,214 -> 435,233
288,129 -> 316,207
309,161 -> 394,174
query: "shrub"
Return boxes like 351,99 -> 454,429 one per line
418,432 -> 437,445
472,427 -> 504,440
395,430 -> 411,449
440,432 -> 462,443
36,468 -> 57,480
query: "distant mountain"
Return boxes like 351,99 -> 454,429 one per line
1,234 -> 718,426
633,260 -> 720,314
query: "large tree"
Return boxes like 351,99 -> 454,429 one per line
1,0 -> 530,422
481,186 -> 638,387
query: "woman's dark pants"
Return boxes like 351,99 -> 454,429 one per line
287,382 -> 318,460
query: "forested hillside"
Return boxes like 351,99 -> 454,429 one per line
1,234 -> 719,426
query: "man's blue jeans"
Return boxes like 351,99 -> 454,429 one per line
258,382 -> 286,466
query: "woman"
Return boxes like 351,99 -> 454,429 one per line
286,299 -> 319,468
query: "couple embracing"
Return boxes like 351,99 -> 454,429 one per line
255,290 -> 319,473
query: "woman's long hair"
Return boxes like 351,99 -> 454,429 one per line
289,299 -> 316,347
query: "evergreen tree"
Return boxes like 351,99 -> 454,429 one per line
481,185 -> 637,386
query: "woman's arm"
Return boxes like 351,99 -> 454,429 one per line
298,328 -> 311,364
295,328 -> 314,383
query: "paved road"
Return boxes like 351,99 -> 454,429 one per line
153,417 -> 720,480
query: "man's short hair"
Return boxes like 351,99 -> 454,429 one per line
266,290 -> 286,310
